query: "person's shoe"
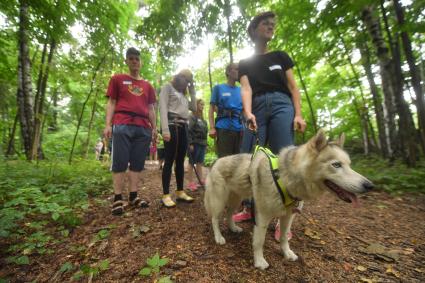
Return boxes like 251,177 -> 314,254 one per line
111,200 -> 124,216
176,190 -> 194,202
187,182 -> 198,192
130,197 -> 149,208
161,194 -> 176,208
232,209 -> 252,222
274,221 -> 293,242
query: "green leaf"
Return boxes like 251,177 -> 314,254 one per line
139,267 -> 151,276
158,276 -> 173,283
158,257 -> 169,267
59,262 -> 74,273
147,252 -> 160,267
98,259 -> 109,271
97,229 -> 109,240
52,212 -> 60,221
14,256 -> 30,265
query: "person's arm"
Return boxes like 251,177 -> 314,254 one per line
240,75 -> 256,131
286,69 -> 306,133
148,103 -> 157,142
187,81 -> 197,112
159,85 -> 171,141
208,104 -> 217,138
103,97 -> 116,138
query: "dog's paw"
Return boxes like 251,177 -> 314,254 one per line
283,249 -> 298,261
254,258 -> 269,270
215,235 -> 226,245
230,225 -> 243,233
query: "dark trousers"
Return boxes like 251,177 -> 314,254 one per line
162,124 -> 188,194
216,128 -> 242,158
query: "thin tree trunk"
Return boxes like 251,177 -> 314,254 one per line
6,113 -> 19,156
359,39 -> 389,157
69,52 -> 108,164
32,39 -> 56,160
224,0 -> 233,63
335,25 -> 377,151
84,88 -> 100,158
393,0 -> 425,153
208,42 -> 213,95
49,88 -> 58,131
34,41 -> 48,118
291,55 -> 317,133
17,0 -> 34,160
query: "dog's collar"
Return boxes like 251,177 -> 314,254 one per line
253,145 -> 298,207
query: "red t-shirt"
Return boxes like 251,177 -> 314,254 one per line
106,74 -> 156,128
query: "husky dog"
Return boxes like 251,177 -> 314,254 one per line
204,130 -> 374,270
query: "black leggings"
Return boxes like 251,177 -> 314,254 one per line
162,124 -> 188,194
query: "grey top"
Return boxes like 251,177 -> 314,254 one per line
159,83 -> 196,135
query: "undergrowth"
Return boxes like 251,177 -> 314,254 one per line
0,159 -> 110,265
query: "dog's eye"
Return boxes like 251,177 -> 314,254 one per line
332,162 -> 342,168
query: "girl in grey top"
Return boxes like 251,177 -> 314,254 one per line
159,70 -> 197,207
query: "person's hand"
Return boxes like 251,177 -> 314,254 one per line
245,112 -> 257,131
103,125 -> 112,139
209,127 -> 217,138
189,145 -> 194,152
163,133 -> 171,142
293,115 -> 306,133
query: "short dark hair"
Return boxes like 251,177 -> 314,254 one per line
126,47 -> 140,58
225,62 -> 238,78
247,11 -> 276,41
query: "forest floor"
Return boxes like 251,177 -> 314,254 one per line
2,161 -> 425,283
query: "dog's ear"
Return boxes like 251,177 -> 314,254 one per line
310,129 -> 328,152
337,133 -> 345,148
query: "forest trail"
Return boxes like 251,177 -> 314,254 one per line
2,163 -> 425,282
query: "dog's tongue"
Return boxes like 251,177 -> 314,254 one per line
349,194 -> 360,208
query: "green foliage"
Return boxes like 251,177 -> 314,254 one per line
139,252 -> 171,281
72,259 -> 110,280
0,159 -> 110,264
352,154 -> 425,193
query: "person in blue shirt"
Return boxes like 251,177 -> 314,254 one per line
209,63 -> 243,158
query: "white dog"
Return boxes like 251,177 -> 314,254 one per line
204,130 -> 374,269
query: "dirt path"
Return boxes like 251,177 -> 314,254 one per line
2,163 -> 425,282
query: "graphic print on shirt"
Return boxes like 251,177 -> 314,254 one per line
128,83 -> 144,96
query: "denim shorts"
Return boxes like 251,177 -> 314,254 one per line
111,124 -> 152,172
188,144 -> 206,165
240,92 -> 294,154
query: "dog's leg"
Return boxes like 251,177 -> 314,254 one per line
212,216 -> 226,245
253,213 -> 273,270
225,193 -> 243,233
279,211 -> 298,261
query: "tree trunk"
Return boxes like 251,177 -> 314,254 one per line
359,39 -> 389,157
292,55 -> 317,133
335,25 -> 377,152
362,5 -> 417,166
224,0 -> 233,63
69,53 -> 108,164
49,88 -> 58,131
84,88 -> 100,158
393,0 -> 425,153
6,113 -> 19,156
208,43 -> 213,95
17,0 -> 34,160
31,39 -> 56,160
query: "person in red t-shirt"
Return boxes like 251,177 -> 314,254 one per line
103,47 -> 157,216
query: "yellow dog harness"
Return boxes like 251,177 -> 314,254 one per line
253,145 -> 296,207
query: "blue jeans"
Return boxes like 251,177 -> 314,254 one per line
241,92 -> 294,154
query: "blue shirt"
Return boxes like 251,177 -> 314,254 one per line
210,84 -> 242,131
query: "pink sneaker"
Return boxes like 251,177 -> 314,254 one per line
187,182 -> 198,192
274,221 -> 293,242
232,210 -> 252,222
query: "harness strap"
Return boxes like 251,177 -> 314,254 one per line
253,145 -> 296,207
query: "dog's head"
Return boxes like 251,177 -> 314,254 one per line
289,129 -> 374,205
